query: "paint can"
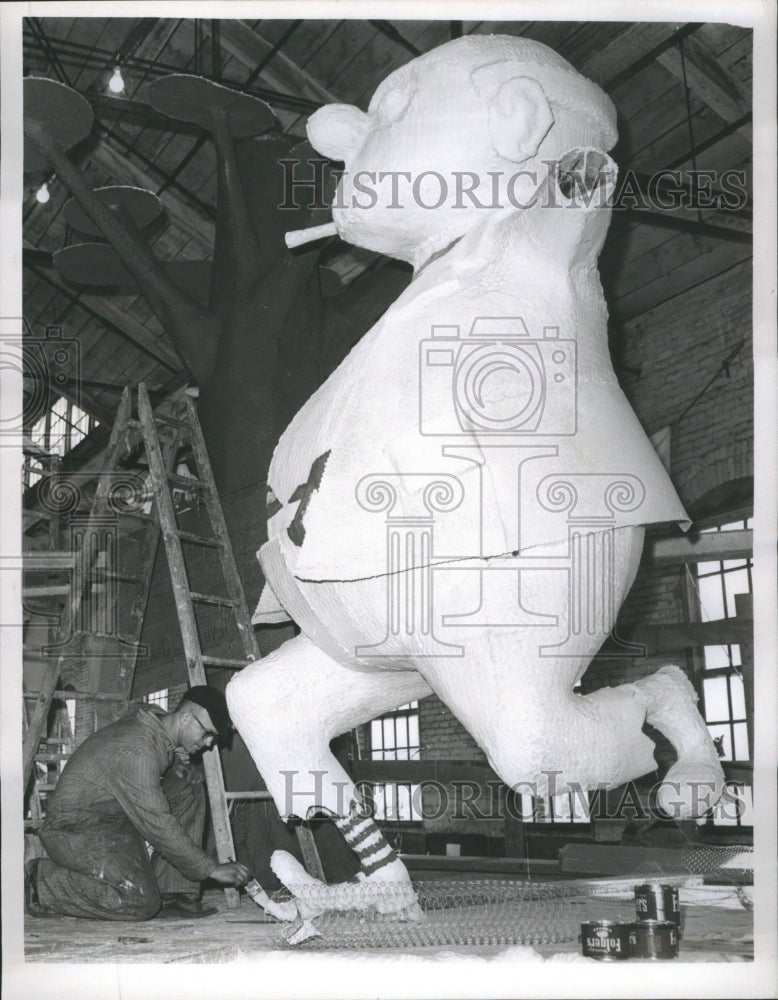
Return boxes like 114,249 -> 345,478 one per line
628,920 -> 679,960
634,883 -> 681,928
580,920 -> 631,960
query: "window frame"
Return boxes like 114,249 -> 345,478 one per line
366,702 -> 423,823
685,511 -> 754,829
25,396 -> 98,488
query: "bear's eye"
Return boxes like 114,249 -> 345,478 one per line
376,87 -> 411,124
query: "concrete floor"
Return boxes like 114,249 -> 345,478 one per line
24,886 -> 754,964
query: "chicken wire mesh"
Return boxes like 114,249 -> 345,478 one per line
564,844 -> 754,911
274,878 -> 579,949
265,844 -> 753,949
680,843 -> 754,884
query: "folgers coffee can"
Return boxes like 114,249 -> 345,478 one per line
580,920 -> 630,960
634,883 -> 681,927
628,920 -> 680,960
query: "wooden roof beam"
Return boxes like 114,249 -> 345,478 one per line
92,134 -> 215,252
24,243 -> 183,371
219,20 -> 338,107
26,365 -> 116,428
656,33 -> 752,142
577,22 -> 688,86
646,528 -> 752,566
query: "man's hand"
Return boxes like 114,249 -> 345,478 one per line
210,861 -> 250,887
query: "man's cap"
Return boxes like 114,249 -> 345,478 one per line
182,685 -> 232,735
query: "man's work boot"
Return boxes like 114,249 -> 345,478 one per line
157,892 -> 217,919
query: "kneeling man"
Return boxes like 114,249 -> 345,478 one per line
25,686 -> 249,920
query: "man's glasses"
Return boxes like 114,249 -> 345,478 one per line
191,714 -> 218,745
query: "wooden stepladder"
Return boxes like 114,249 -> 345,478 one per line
24,383 -> 322,906
134,383 -> 266,907
135,384 -> 323,906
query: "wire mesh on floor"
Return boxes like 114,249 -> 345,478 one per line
680,843 -> 754,884
276,879 -> 579,949
565,843 -> 754,911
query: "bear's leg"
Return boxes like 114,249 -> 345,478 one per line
632,665 -> 725,820
226,634 -> 430,918
412,526 -> 722,819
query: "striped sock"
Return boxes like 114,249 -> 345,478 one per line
335,804 -> 396,877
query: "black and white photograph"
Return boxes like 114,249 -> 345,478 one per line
1,2 -> 776,997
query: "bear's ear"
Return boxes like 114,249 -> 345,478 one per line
471,63 -> 554,163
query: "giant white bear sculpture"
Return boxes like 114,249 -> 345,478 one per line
227,35 -> 725,923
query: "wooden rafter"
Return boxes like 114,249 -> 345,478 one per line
657,33 -> 751,141
219,20 -> 338,107
24,242 -> 183,371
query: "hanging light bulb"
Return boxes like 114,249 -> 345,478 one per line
108,65 -> 125,94
35,182 -> 50,204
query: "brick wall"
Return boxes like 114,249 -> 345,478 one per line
617,258 -> 752,514
417,697 -> 503,840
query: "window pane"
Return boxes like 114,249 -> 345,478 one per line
703,676 -> 729,722
382,718 -> 395,750
372,783 -> 387,820
408,715 -> 419,752
723,568 -> 750,617
73,406 -> 89,433
409,784 -> 422,821
396,784 -> 411,821
707,724 -> 732,761
570,788 -> 591,822
144,688 -> 168,711
721,559 -> 747,571
733,722 -> 749,761
729,644 -> 742,666
729,674 -> 746,719
711,796 -> 738,826
698,576 -> 725,621
703,645 -> 730,670
31,415 -> 47,445
696,560 -> 722,576
719,521 -> 742,532
371,720 -> 382,751
738,785 -> 754,826
551,793 -> 572,822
